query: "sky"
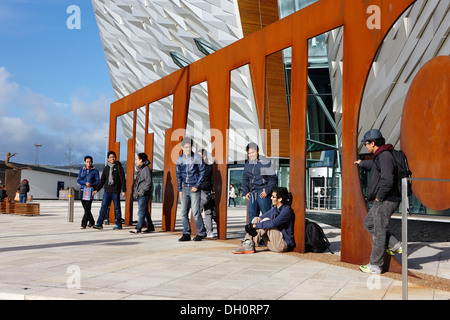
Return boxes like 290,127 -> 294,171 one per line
0,0 -> 115,166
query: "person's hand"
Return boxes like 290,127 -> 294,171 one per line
354,160 -> 361,165
245,193 -> 250,200
122,192 -> 126,197
191,187 -> 198,193
92,190 -> 98,195
179,191 -> 182,201
260,190 -> 267,198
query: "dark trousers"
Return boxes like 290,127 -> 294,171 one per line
97,192 -> 122,227
81,200 -> 95,227
363,200 -> 400,267
136,195 -> 154,231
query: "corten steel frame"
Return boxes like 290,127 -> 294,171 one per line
108,0 -> 416,271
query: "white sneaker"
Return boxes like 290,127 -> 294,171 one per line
206,231 -> 216,238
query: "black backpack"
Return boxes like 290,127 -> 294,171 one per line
305,219 -> 333,253
390,149 -> 412,197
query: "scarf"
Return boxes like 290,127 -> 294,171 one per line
373,143 -> 394,158
108,162 -> 116,185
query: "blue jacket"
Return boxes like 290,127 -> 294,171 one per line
242,156 -> 278,195
77,167 -> 100,192
176,152 -> 205,192
256,204 -> 295,250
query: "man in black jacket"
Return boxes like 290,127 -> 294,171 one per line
198,149 -> 215,238
93,151 -> 126,230
355,129 -> 402,274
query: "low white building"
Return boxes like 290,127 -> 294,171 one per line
0,161 -> 102,200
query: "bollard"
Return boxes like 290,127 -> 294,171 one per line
401,177 -> 408,300
68,187 -> 74,222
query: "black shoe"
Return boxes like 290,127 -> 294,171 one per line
93,224 -> 103,230
178,234 -> 191,242
192,235 -> 205,241
113,225 -> 122,230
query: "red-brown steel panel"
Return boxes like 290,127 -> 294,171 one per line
107,0 -> 418,273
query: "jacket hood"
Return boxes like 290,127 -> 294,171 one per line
373,144 -> 394,158
139,160 -> 151,168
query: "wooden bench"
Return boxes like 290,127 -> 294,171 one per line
0,202 -> 40,216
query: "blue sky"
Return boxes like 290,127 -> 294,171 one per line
0,0 -> 114,166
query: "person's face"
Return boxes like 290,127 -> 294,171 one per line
108,154 -> 116,164
271,192 -> 281,206
182,143 -> 191,156
364,141 -> 375,154
85,158 -> 93,168
247,147 -> 258,161
136,156 -> 143,167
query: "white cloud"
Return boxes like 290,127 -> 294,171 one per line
0,67 -> 111,166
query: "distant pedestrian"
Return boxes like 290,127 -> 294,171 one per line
176,137 -> 206,241
17,179 -> 30,203
93,151 -> 126,230
130,152 -> 155,234
228,184 -> 237,207
355,129 -> 402,274
0,185 -> 8,202
77,156 -> 100,229
155,183 -> 161,202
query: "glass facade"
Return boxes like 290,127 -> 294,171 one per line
277,0 -> 341,210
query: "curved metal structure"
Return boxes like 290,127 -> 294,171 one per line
100,0 -> 448,274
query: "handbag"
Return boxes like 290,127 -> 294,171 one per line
82,187 -> 93,201
14,192 -> 20,202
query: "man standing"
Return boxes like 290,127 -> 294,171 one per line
232,187 -> 295,254
17,179 -> 30,203
77,156 -> 100,229
130,152 -> 155,234
355,129 -> 402,274
198,149 -> 215,238
242,143 -> 278,223
176,137 -> 206,241
93,151 -> 126,230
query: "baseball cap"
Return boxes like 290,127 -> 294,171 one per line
361,129 -> 382,143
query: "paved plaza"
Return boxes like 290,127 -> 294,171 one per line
0,200 -> 449,301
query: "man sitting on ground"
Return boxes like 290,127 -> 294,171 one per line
232,187 -> 295,254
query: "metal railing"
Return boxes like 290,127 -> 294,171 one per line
401,177 -> 450,300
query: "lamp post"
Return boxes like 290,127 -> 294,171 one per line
34,143 -> 42,166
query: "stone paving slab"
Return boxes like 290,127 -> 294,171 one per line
0,200 -> 449,301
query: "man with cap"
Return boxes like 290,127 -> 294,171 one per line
354,129 -> 402,274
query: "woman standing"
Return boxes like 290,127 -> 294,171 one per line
229,184 -> 237,207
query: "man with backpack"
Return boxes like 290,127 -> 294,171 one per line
354,129 -> 402,274
232,187 -> 295,254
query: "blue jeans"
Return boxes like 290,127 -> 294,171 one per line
247,190 -> 272,223
136,195 -> 154,231
180,186 -> 206,236
97,192 -> 122,227
19,194 -> 27,203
